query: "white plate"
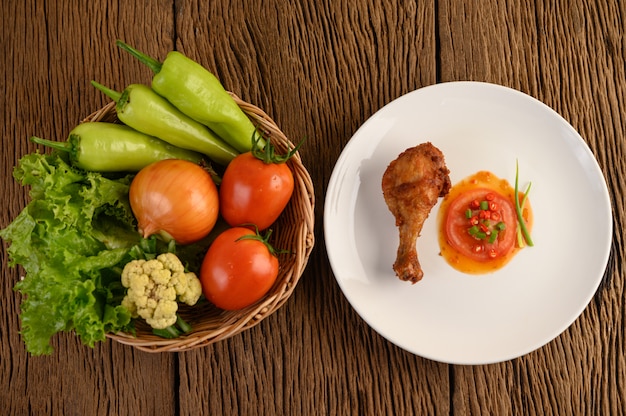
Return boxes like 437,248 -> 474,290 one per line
324,81 -> 612,365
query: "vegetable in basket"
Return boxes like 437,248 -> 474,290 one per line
120,253 -> 202,338
91,81 -> 238,166
200,227 -> 283,311
116,40 -> 264,153
220,134 -> 302,230
129,159 -> 220,245
0,152 -> 140,355
30,121 -> 203,172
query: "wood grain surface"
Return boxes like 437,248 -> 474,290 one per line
1,0 -> 624,415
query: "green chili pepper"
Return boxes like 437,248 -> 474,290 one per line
116,40 -> 263,153
30,122 -> 204,172
91,81 -> 238,166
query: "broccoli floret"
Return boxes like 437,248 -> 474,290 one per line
120,253 -> 202,330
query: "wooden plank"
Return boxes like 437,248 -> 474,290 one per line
534,1 -> 626,414
0,1 -> 178,414
173,1 -> 451,414
439,0 -> 625,414
438,0 -> 541,93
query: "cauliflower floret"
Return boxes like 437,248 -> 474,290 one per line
156,253 -> 202,305
156,252 -> 185,274
120,253 -> 202,330
178,273 -> 202,305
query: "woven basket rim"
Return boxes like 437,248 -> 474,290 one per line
86,95 -> 315,352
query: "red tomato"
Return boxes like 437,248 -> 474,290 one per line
200,227 -> 279,310
444,188 -> 516,262
219,152 -> 294,230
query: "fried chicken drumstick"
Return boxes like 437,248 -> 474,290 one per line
382,142 -> 451,283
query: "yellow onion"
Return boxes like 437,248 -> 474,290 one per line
129,159 -> 219,245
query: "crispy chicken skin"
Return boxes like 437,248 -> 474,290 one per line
382,142 -> 451,283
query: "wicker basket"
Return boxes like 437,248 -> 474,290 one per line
85,96 -> 315,352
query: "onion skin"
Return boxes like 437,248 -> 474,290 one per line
129,159 -> 219,245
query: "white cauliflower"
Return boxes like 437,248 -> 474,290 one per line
121,253 -> 202,330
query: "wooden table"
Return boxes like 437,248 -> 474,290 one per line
2,1 -> 624,414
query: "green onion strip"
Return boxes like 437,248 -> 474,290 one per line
515,160 -> 534,247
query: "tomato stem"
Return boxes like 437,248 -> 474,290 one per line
236,225 -> 290,256
250,127 -> 305,164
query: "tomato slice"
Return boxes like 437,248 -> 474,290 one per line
444,188 -> 516,262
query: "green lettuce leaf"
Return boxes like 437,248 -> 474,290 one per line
0,152 -> 141,355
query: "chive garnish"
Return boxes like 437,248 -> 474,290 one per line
515,160 -> 534,247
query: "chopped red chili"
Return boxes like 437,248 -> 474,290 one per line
464,192 -> 508,246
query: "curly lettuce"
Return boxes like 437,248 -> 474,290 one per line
0,152 -> 141,355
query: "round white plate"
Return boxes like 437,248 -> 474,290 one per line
324,81 -> 612,365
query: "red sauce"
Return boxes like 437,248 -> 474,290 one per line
437,171 -> 533,275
